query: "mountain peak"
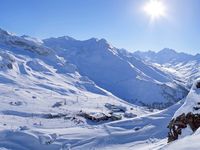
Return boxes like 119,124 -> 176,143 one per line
87,38 -> 108,43
0,28 -> 15,36
0,28 -> 9,35
84,38 -> 112,49
58,36 -> 76,41
98,38 -> 108,43
158,48 -> 177,54
21,35 -> 43,45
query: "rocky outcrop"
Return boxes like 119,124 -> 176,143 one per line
167,112 -> 200,143
167,80 -> 200,143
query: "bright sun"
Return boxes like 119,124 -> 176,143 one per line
144,0 -> 166,20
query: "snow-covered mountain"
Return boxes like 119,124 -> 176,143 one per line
43,37 -> 187,109
134,48 -> 200,88
0,28 -> 198,150
0,28 -> 157,149
133,48 -> 196,64
0,27 -> 152,124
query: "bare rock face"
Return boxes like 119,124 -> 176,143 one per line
167,112 -> 200,143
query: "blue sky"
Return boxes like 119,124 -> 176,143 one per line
0,0 -> 200,54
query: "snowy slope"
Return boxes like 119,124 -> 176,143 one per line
44,37 -> 187,109
163,128 -> 200,150
173,79 -> 200,118
0,96 -> 183,150
154,61 -> 200,88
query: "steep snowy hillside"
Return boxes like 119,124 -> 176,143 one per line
44,37 -> 187,109
154,61 -> 200,88
117,49 -> 173,83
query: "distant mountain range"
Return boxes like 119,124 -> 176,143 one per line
133,48 -> 200,88
134,48 -> 200,64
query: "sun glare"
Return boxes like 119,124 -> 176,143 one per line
144,0 -> 166,20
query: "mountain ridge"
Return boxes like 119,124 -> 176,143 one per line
43,34 -> 188,109
133,48 -> 200,64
